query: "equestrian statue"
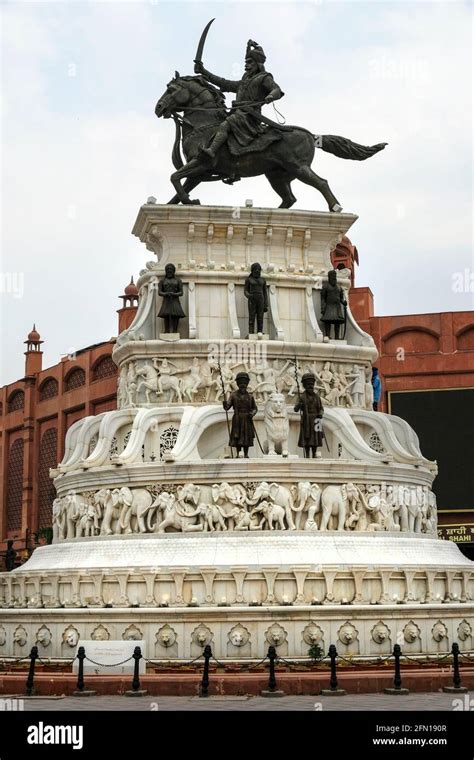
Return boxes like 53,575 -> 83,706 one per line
154,19 -> 387,210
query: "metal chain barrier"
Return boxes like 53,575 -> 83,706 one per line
83,655 -> 134,668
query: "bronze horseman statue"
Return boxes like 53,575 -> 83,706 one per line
294,373 -> 324,458
244,262 -> 268,337
223,372 -> 258,458
154,19 -> 387,210
157,263 -> 186,334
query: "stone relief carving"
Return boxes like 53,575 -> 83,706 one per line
122,624 -> 143,641
36,625 -> 52,647
117,355 -> 373,409
156,625 -> 177,648
457,620 -> 472,641
302,623 -> 324,647
228,624 -> 251,648
338,622 -> 358,646
54,479 -> 438,539
265,623 -> 288,647
403,621 -> 421,643
431,621 -> 448,643
13,625 -> 27,647
62,626 -> 79,648
371,621 -> 391,645
191,624 -> 213,648
0,626 -> 6,646
91,624 -> 110,641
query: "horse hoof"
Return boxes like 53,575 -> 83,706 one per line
190,199 -> 201,205
331,203 -> 343,213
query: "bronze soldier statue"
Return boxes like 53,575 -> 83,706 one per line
244,262 -> 268,336
223,371 -> 258,458
157,263 -> 186,333
294,373 -> 324,458
321,269 -> 347,340
194,39 -> 284,160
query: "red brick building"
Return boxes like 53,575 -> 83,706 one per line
0,279 -> 138,561
1,251 -> 473,562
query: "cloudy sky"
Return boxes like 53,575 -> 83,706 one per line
1,0 -> 472,385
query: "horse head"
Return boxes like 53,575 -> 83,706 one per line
155,74 -> 226,119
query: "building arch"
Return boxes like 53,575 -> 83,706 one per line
6,438 -> 24,532
382,326 -> 440,355
91,355 -> 117,382
39,377 -> 59,401
64,367 -> 86,391
7,389 -> 25,413
38,428 -> 58,529
455,324 -> 474,351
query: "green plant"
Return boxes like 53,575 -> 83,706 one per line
308,643 -> 323,661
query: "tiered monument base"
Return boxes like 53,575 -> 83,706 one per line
1,532 -> 473,660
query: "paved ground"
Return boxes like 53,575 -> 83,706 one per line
12,691 -> 472,711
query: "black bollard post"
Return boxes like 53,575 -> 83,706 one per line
261,645 -> 284,697
73,646 -> 97,697
329,644 -> 338,691
321,644 -> 346,696
125,645 -> 147,697
384,644 -> 409,694
200,644 -> 212,698
25,646 -> 38,696
443,642 -> 468,693
132,646 -> 141,691
268,645 -> 277,692
76,646 -> 86,692
394,644 -> 402,690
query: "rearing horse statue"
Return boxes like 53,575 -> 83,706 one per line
155,73 -> 387,211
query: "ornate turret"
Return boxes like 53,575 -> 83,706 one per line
117,276 -> 139,333
24,324 -> 43,376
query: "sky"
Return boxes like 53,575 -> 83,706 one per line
0,0 -> 472,385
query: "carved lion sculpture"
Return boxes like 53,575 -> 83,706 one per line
63,627 -> 79,648
157,626 -> 177,648
403,622 -> 420,643
432,621 -> 448,643
338,623 -> 358,645
458,620 -> 472,641
371,622 -> 390,645
228,626 -> 250,648
36,626 -> 52,647
264,392 -> 289,457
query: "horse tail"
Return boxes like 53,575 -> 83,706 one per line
172,115 -> 184,169
315,134 -> 387,161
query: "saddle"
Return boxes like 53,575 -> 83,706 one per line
227,127 -> 282,157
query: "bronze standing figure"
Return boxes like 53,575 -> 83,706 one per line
294,373 -> 324,458
223,371 -> 258,458
321,270 -> 347,340
244,262 -> 268,336
157,263 -> 186,333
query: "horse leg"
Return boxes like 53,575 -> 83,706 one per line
167,177 -> 201,205
265,172 -> 297,208
170,160 -> 205,205
293,165 -> 342,212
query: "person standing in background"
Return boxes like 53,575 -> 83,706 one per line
372,367 -> 382,411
